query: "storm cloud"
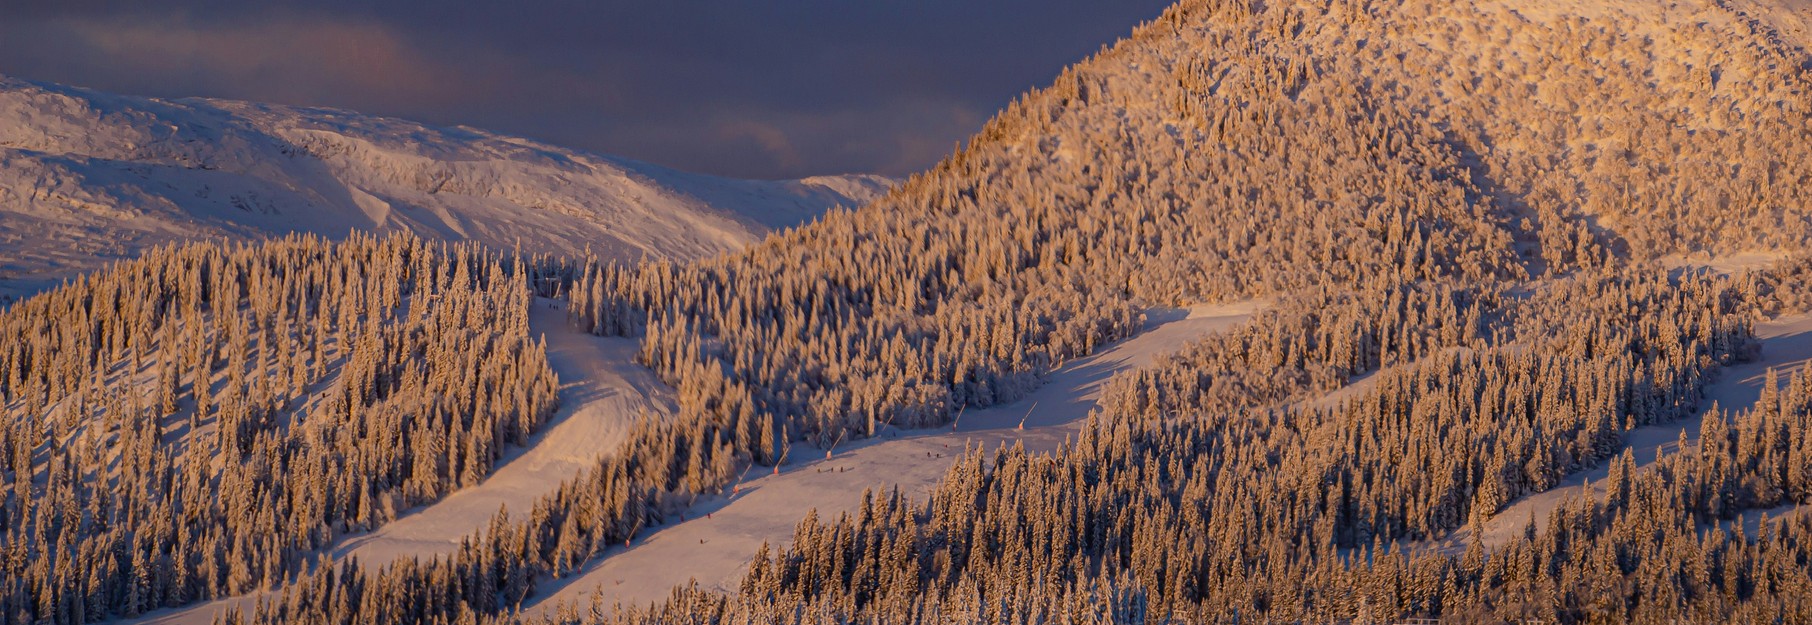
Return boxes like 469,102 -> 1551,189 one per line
0,1 -> 1173,179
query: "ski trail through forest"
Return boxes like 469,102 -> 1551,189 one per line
123,298 -> 677,625
524,300 -> 1265,613
1429,314 -> 1812,553
331,298 -> 679,566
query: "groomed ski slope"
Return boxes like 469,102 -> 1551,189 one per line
524,300 -> 1266,613
330,300 -> 679,567
1429,314 -> 1812,553
123,298 -> 678,625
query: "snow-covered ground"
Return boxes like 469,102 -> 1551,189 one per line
0,75 -> 892,300
1428,314 -> 1812,553
1661,250 -> 1789,278
523,300 -> 1265,613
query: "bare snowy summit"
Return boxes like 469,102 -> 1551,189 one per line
0,75 -> 892,297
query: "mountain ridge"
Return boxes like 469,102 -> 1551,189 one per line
0,74 -> 893,297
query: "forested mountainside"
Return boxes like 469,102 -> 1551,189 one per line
209,0 -> 1812,623
0,75 -> 892,299
0,234 -> 560,622
562,0 -> 1812,457
5,0 -> 1812,623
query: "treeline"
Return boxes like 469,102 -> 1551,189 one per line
0,233 -> 558,624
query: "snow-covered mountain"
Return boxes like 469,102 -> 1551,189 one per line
0,75 -> 893,297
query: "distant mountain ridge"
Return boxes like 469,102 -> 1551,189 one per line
0,75 -> 893,296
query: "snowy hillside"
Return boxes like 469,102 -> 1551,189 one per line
0,75 -> 892,297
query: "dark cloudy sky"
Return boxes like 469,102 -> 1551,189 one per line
0,2 -> 1173,179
